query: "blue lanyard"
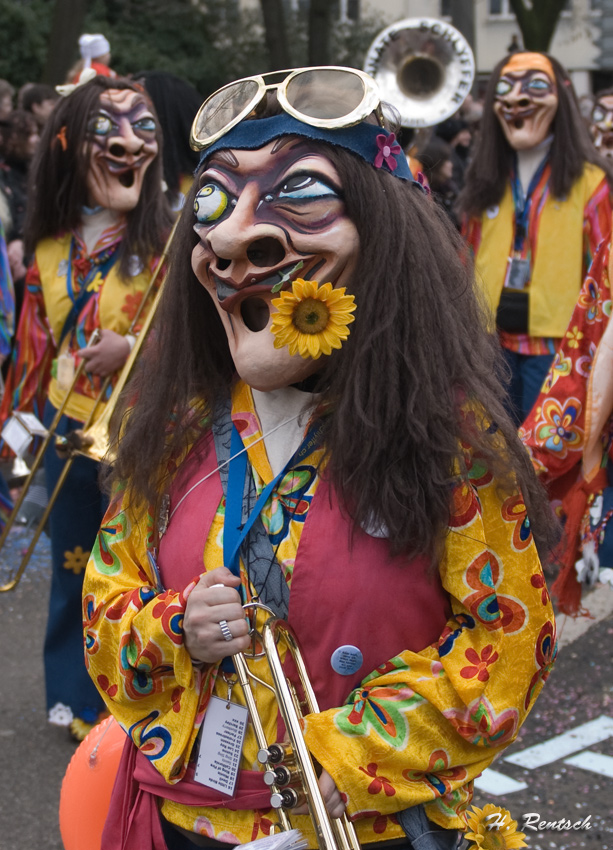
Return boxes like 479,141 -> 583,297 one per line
510,157 -> 548,253
59,239 -> 119,346
223,418 -> 324,581
219,417 -> 323,674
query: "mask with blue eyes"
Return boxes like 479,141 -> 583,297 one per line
85,88 -> 160,213
493,67 -> 558,152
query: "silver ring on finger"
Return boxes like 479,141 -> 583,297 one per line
219,619 -> 234,642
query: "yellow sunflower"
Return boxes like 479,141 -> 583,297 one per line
270,278 -> 356,360
465,804 -> 528,849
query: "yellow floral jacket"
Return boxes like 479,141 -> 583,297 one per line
83,383 -> 556,845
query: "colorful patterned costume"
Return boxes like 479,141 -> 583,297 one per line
84,380 -> 556,847
0,218 -> 15,526
520,237 -> 613,612
1,222 -> 160,724
0,216 -> 15,359
463,162 -> 610,421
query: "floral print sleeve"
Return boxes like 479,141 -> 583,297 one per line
303,457 -> 556,830
0,257 -> 54,421
84,439 -> 555,834
83,483 -> 217,783
583,177 -> 611,272
520,238 -> 612,487
0,220 -> 15,359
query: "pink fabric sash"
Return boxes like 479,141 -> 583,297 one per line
102,738 -> 273,849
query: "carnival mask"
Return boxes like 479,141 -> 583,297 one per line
191,139 -> 359,392
494,53 -> 558,151
591,94 -> 613,159
85,88 -> 158,212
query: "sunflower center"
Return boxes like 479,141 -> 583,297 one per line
293,298 -> 330,334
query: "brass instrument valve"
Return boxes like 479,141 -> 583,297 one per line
270,787 -> 305,810
257,742 -> 295,766
259,743 -> 302,810
264,764 -> 293,787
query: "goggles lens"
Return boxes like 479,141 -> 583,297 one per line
283,68 -> 368,120
193,78 -> 261,143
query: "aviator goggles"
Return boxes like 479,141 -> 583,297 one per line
190,66 -> 384,150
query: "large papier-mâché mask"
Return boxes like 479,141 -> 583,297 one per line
494,53 -> 558,151
591,94 -> 613,159
192,138 -> 359,391
86,88 -> 159,212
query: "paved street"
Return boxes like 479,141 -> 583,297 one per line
472,589 -> 613,850
0,525 -> 612,850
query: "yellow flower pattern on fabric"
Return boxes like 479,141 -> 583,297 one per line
86,271 -> 105,293
270,278 -> 356,359
465,804 -> 528,848
565,325 -> 584,349
83,382 -> 555,845
63,545 -> 90,574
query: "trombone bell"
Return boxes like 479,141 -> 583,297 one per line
364,17 -> 475,128
55,420 -> 111,463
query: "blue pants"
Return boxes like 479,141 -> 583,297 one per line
502,349 -> 555,427
43,401 -> 107,723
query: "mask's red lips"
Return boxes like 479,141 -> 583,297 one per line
501,105 -> 536,127
100,153 -> 149,177
213,259 -> 323,313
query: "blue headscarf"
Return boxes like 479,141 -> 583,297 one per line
197,114 -> 416,182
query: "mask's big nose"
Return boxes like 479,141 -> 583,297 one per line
247,237 -> 286,268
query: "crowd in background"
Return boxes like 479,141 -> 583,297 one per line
0,36 -> 202,371
1,29 -> 613,745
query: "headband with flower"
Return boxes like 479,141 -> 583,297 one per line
198,114 -> 417,183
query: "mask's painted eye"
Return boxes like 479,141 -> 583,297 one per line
592,106 -> 606,123
278,175 -> 338,201
496,79 -> 513,97
89,114 -> 114,136
133,116 -> 157,134
194,184 -> 229,223
527,77 -> 552,94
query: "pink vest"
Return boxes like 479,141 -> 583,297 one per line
158,432 -> 450,710
103,432 -> 452,848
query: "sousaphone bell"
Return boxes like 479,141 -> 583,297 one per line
364,17 -> 475,128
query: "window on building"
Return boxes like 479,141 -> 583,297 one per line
488,0 -> 522,14
441,0 -> 451,16
288,0 -> 359,21
347,0 -> 360,20
338,0 -> 360,21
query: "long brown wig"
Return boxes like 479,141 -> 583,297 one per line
24,76 -> 173,277
110,134 -> 559,565
458,53 -> 613,218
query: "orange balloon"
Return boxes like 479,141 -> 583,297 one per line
59,716 -> 126,850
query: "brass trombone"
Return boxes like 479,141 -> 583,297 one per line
236,604 -> 360,850
0,221 -> 176,592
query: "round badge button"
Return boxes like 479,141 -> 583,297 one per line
330,645 -> 363,676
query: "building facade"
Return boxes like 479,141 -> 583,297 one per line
240,0 -> 611,95
362,0 -> 603,95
